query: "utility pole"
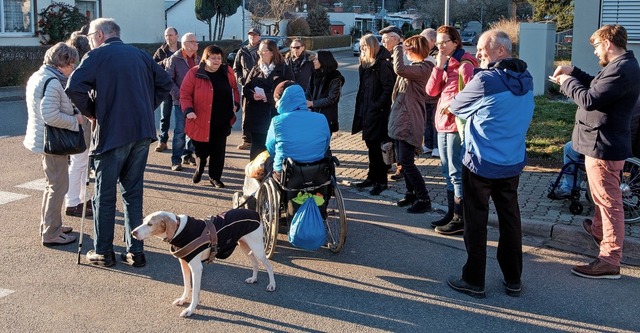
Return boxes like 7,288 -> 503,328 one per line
444,0 -> 450,25
242,0 -> 246,37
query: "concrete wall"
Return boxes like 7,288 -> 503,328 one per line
0,0 -> 164,45
167,0 -> 254,42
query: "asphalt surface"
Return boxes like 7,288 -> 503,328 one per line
1,50 -> 639,332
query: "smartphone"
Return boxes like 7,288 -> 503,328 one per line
548,75 -> 558,84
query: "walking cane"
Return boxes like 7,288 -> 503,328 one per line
77,163 -> 91,265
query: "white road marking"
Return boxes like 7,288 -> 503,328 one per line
15,178 -> 45,191
0,289 -> 15,299
0,191 -> 29,205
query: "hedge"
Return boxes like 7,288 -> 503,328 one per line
0,39 -> 242,87
284,35 -> 351,50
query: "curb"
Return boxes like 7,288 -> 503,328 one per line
0,86 -> 24,102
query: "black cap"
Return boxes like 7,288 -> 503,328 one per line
248,28 -> 261,36
379,25 -> 402,36
274,80 -> 297,101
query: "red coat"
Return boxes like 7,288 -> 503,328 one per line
180,64 -> 240,142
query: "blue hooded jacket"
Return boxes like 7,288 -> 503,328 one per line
266,85 -> 331,172
450,58 -> 534,179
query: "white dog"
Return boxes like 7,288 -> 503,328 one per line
132,209 -> 276,317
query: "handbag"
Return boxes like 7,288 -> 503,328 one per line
43,124 -> 86,155
41,77 -> 87,155
381,140 -> 395,165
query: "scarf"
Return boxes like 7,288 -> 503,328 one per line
259,62 -> 275,77
44,64 -> 68,86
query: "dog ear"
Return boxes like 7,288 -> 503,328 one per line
163,214 -> 178,241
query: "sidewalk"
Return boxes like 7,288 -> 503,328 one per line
331,91 -> 640,266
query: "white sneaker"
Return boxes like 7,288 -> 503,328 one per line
431,148 -> 440,157
422,145 -> 433,154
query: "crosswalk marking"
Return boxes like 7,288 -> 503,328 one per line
15,178 -> 45,191
0,289 -> 15,299
0,191 -> 29,205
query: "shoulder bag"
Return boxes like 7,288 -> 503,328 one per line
42,77 -> 87,155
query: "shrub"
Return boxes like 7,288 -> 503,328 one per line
287,17 -> 311,36
37,2 -> 89,45
287,35 -> 350,50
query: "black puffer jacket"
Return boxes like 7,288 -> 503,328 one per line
352,47 -> 395,142
305,69 -> 344,133
242,62 -> 295,134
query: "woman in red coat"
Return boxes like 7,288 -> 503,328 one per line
180,45 -> 240,188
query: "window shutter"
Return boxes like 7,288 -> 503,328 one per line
601,0 -> 640,41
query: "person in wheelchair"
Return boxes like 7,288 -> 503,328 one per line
266,81 -> 331,182
549,97 -> 640,200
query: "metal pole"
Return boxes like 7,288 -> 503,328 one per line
242,0 -> 246,38
444,0 -> 450,26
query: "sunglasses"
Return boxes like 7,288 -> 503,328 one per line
291,46 -> 302,50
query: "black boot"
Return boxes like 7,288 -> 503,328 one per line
435,196 -> 464,235
431,190 -> 454,227
397,192 -> 417,207
407,196 -> 432,214
192,157 -> 205,184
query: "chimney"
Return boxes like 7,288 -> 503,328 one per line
353,5 -> 361,13
334,2 -> 343,12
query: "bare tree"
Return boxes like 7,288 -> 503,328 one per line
248,0 -> 297,35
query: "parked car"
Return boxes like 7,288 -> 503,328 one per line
353,35 -> 382,57
461,31 -> 479,45
226,36 -> 289,63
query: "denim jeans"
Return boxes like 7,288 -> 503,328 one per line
157,95 -> 172,143
423,103 -> 437,149
397,140 -> 428,199
171,105 -> 193,164
438,132 -> 463,197
559,141 -> 584,193
92,139 -> 151,254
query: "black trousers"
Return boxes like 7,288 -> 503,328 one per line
397,140 -> 428,199
365,139 -> 387,185
249,132 -> 267,161
192,129 -> 228,181
461,166 -> 523,287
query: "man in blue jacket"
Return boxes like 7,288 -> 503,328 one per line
266,81 -> 330,180
553,25 -> 640,280
67,18 -> 172,267
447,30 -> 534,298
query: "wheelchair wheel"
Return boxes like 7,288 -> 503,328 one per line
325,178 -> 347,253
257,179 -> 279,258
622,157 -> 640,224
569,201 -> 583,215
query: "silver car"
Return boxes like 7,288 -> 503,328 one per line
353,35 -> 382,57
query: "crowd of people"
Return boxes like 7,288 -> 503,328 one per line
23,16 -> 637,294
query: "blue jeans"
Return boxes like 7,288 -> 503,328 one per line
171,105 -> 193,164
157,95 -> 172,143
92,139 -> 151,254
560,141 -> 584,193
397,140 -> 429,199
423,103 -> 437,149
438,132 -> 463,198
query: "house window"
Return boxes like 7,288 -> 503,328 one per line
76,0 -> 98,21
1,0 -> 32,34
601,0 -> 640,42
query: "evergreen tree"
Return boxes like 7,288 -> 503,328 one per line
527,0 -> 573,31
307,6 -> 330,36
195,0 -> 216,40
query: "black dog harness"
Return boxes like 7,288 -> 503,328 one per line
167,209 -> 261,263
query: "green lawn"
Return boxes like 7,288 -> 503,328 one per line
526,95 -> 577,164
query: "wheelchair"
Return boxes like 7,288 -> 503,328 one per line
236,156 -> 347,259
548,156 -> 640,224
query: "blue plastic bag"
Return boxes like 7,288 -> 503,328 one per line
289,197 -> 326,250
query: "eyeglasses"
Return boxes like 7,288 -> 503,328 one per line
435,40 -> 451,47
185,40 -> 198,44
86,31 -> 98,37
208,57 -> 222,61
259,49 -> 272,54
291,46 -> 302,50
592,41 -> 602,49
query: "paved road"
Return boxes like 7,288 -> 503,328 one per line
0,50 -> 639,332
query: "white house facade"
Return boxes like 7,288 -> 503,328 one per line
166,0 -> 254,41
0,0 -> 164,46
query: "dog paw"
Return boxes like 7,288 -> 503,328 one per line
173,298 -> 189,306
180,308 -> 193,317
245,277 -> 258,284
266,283 -> 276,292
